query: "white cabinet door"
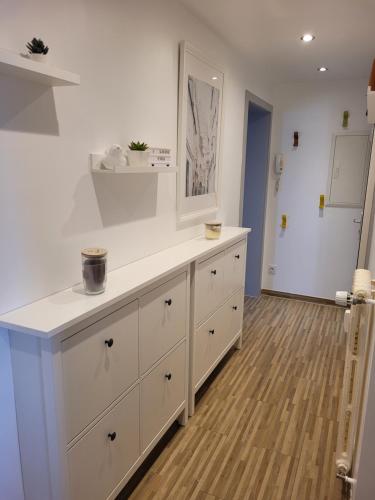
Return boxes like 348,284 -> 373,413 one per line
225,288 -> 244,346
68,386 -> 140,500
195,251 -> 225,325
224,240 -> 247,298
62,300 -> 139,442
194,304 -> 229,387
140,342 -> 186,452
139,272 -> 187,374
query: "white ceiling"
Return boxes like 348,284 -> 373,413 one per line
178,0 -> 375,83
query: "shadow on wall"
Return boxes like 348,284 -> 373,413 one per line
0,75 -> 59,135
63,172 -> 159,235
93,173 -> 158,226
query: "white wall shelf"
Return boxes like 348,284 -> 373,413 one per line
0,49 -> 80,86
90,153 -> 177,174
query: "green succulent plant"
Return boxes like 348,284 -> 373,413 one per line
26,38 -> 49,55
128,141 -> 149,151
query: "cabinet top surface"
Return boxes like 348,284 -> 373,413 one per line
0,227 -> 250,338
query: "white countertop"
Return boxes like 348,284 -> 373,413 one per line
0,227 -> 250,338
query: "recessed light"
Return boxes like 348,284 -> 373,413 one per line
301,33 -> 315,43
318,66 -> 328,72
212,76 -> 218,80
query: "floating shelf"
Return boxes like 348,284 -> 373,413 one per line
0,49 -> 80,86
90,153 -> 177,174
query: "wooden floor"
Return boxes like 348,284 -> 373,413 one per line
128,295 -> 346,500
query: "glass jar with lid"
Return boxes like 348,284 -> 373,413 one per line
81,248 -> 107,295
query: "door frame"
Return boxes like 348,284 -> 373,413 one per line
239,90 -> 273,293
358,127 -> 375,267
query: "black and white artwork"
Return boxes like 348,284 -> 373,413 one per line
185,76 -> 220,197
177,42 -> 224,223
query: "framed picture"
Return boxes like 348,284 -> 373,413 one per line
177,41 -> 224,224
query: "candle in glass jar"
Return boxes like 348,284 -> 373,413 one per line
204,222 -> 222,240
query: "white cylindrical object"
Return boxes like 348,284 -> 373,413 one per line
336,291 -> 350,307
352,269 -> 372,300
336,457 -> 350,476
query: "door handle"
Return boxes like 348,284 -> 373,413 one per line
353,218 -> 362,224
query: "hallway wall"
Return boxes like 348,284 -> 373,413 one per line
0,0 -> 273,497
263,79 -> 370,299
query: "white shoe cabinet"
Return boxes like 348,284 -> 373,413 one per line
1,227 -> 249,500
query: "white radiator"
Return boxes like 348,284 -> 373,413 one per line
335,270 -> 375,486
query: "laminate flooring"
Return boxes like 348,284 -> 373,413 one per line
128,295 -> 346,500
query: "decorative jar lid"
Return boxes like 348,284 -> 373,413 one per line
205,221 -> 222,227
81,247 -> 107,258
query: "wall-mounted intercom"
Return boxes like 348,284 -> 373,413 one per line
275,154 -> 284,192
275,154 -> 284,175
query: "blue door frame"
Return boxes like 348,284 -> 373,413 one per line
241,96 -> 272,297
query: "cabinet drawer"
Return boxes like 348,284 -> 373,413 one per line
224,239 -> 246,298
195,251 -> 225,325
68,386 -> 140,500
194,304 -> 229,387
62,300 -> 139,442
225,288 -> 244,346
139,272 -> 187,374
141,342 -> 186,452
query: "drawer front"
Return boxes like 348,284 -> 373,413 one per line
63,300 -> 139,442
194,304 -> 229,387
225,288 -> 244,346
224,239 -> 247,298
195,251 -> 225,325
68,386 -> 140,500
139,272 -> 187,374
141,342 -> 186,452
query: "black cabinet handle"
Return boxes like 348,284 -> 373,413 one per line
211,269 -> 217,275
108,432 -> 117,441
105,338 -> 114,348
165,299 -> 172,306
165,373 -> 172,380
232,306 -> 238,311
235,254 -> 240,259
209,329 -> 215,335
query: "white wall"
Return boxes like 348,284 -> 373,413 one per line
262,79 -> 370,299
0,0 -> 272,497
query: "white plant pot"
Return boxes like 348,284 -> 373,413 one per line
127,150 -> 150,168
29,53 -> 48,63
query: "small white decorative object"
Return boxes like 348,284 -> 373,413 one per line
102,144 -> 126,171
127,150 -> 150,168
149,147 -> 172,167
29,53 -> 48,63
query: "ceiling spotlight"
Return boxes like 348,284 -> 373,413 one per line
212,76 -> 218,80
301,33 -> 315,43
318,66 -> 328,72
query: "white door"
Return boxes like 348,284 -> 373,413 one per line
327,133 -> 371,276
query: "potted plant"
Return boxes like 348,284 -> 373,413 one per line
127,141 -> 150,168
26,38 -> 49,62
